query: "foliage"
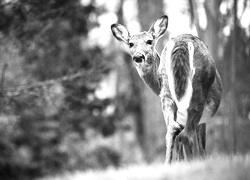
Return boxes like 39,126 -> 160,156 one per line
0,0 -> 120,179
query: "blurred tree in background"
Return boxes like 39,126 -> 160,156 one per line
0,0 -> 249,179
189,0 -> 250,153
0,0 -> 120,179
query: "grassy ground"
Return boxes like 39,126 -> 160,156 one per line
40,154 -> 250,180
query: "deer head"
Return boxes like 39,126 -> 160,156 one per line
111,15 -> 168,77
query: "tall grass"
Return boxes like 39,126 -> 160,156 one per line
40,154 -> 250,180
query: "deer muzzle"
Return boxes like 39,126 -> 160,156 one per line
133,52 -> 145,63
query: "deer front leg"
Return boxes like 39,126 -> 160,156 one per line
165,124 -> 177,163
161,96 -> 182,164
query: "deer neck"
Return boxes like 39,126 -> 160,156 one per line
136,51 -> 161,95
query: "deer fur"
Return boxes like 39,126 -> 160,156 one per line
111,15 -> 222,163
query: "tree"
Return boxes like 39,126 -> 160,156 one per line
137,0 -> 165,162
0,0 -> 120,179
189,0 -> 250,153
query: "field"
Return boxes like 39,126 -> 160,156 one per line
40,154 -> 250,180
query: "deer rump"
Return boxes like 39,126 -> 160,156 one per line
165,34 -> 222,126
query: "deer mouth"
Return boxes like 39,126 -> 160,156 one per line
133,52 -> 145,63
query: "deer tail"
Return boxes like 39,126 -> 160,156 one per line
170,41 -> 194,101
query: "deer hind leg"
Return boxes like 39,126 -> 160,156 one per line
175,124 -> 204,161
175,133 -> 184,161
196,123 -> 206,157
176,132 -> 193,160
176,109 -> 203,160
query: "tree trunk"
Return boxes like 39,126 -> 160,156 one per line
190,0 -> 222,62
115,0 -> 146,161
137,0 -> 165,162
190,0 -> 238,153
230,0 -> 238,153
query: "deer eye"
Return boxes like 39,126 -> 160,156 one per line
146,40 -> 153,45
129,42 -> 134,48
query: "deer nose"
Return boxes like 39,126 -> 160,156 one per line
133,52 -> 145,63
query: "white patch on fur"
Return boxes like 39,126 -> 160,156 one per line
133,49 -> 146,77
166,41 -> 196,126
188,42 -> 195,78
166,40 -> 177,102
133,49 -> 146,58
199,104 -> 213,124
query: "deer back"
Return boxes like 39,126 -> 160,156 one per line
161,34 -> 222,124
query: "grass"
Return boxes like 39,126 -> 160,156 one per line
40,154 -> 250,180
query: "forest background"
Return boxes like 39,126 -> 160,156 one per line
0,0 -> 250,179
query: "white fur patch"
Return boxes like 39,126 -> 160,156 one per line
133,49 -> 146,77
199,104 -> 213,124
166,41 -> 196,126
188,42 -> 195,78
166,40 -> 177,103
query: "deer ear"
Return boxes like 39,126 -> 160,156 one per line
111,24 -> 130,44
148,15 -> 168,39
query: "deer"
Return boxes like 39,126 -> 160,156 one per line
111,15 -> 222,164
